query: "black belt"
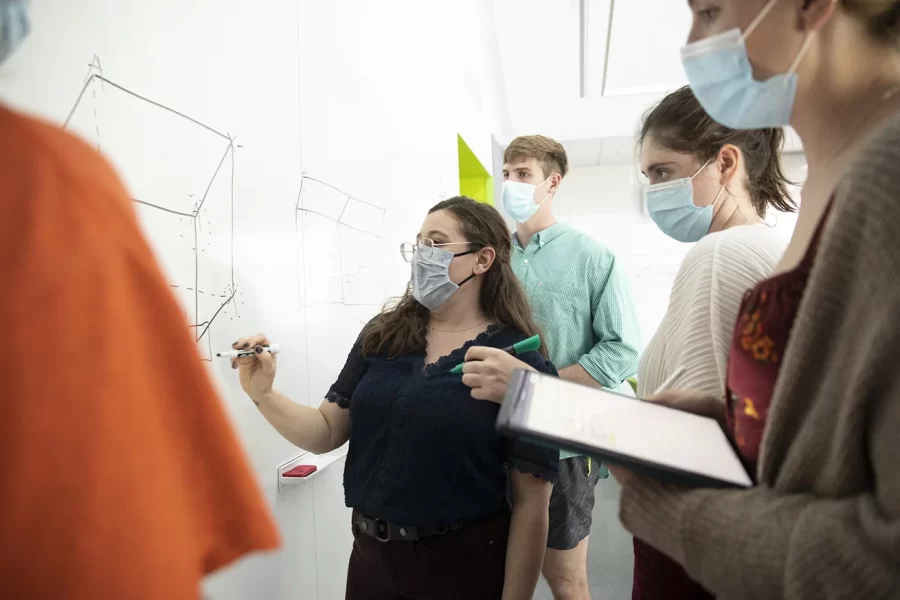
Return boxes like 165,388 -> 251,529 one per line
353,510 -> 462,542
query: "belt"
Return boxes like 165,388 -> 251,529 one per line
352,510 -> 462,542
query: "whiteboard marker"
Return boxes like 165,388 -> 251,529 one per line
216,344 -> 281,358
450,334 -> 541,375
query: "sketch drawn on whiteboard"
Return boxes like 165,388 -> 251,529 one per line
63,56 -> 241,361
295,173 -> 388,309
294,173 -> 390,403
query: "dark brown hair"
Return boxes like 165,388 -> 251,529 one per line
842,0 -> 900,43
361,196 -> 547,359
639,86 -> 797,216
504,135 -> 569,180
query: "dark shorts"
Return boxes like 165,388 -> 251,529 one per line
547,456 -> 604,551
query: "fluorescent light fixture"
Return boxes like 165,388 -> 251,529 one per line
600,0 -> 616,97
579,0 -> 587,98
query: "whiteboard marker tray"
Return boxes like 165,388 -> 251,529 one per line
276,450 -> 346,491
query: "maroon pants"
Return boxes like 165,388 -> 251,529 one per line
632,537 -> 714,600
345,512 -> 510,600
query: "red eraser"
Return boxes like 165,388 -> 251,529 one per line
283,465 -> 317,478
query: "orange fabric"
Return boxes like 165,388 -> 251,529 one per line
0,107 -> 280,598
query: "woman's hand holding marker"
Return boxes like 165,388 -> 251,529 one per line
231,334 -> 278,406
461,346 -> 536,403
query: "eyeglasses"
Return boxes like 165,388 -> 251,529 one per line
399,238 -> 473,263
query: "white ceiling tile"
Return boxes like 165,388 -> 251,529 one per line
561,137 -> 604,167
597,136 -> 637,163
602,0 -> 690,96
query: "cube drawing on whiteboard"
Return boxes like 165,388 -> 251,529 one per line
64,63 -> 239,360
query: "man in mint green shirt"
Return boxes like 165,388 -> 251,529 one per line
501,135 -> 641,600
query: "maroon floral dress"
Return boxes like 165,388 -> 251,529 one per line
725,209 -> 828,475
632,211 -> 828,600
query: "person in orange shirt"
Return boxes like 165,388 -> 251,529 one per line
0,4 -> 279,598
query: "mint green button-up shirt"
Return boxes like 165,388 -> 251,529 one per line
512,223 -> 641,460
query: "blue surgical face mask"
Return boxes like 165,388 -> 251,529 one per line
501,177 -> 551,223
680,0 -> 813,129
0,0 -> 30,65
644,160 -> 724,243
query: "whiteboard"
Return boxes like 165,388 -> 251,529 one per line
0,1 -> 480,598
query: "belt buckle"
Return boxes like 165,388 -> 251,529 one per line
374,519 -> 390,543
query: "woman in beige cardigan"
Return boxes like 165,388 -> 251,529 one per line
463,1 -> 900,597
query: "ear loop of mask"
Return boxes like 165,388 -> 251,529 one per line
743,0 -> 780,40
690,158 -> 724,211
535,175 -> 554,207
695,156 -> 734,219
457,273 -> 477,286
690,158 -> 713,181
452,249 -> 478,288
743,0 -> 815,80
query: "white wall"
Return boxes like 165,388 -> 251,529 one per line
553,156 -> 805,345
554,164 -> 689,347
555,163 -> 643,216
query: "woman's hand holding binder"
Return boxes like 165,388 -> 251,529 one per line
646,391 -> 727,429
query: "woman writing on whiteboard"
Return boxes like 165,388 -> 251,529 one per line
608,1 -> 900,598
233,196 -> 558,600
633,85 -> 794,599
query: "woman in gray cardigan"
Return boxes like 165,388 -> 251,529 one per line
609,1 -> 900,598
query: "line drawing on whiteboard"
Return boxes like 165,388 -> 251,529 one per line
64,56 -> 241,360
294,173 -> 389,406
295,173 -> 388,309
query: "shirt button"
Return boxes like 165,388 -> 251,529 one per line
524,259 -> 529,264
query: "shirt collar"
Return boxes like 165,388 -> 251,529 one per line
513,222 -> 571,250
536,223 -> 571,245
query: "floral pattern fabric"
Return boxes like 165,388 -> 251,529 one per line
725,217 -> 828,476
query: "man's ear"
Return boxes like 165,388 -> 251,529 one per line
474,246 -> 496,274
547,172 -> 562,194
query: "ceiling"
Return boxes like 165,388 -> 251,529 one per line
489,0 -> 804,165
563,136 -> 636,167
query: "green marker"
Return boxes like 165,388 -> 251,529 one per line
450,334 -> 542,375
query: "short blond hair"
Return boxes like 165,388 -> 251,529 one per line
504,135 -> 569,180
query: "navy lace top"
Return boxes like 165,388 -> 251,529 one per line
326,324 -> 559,527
